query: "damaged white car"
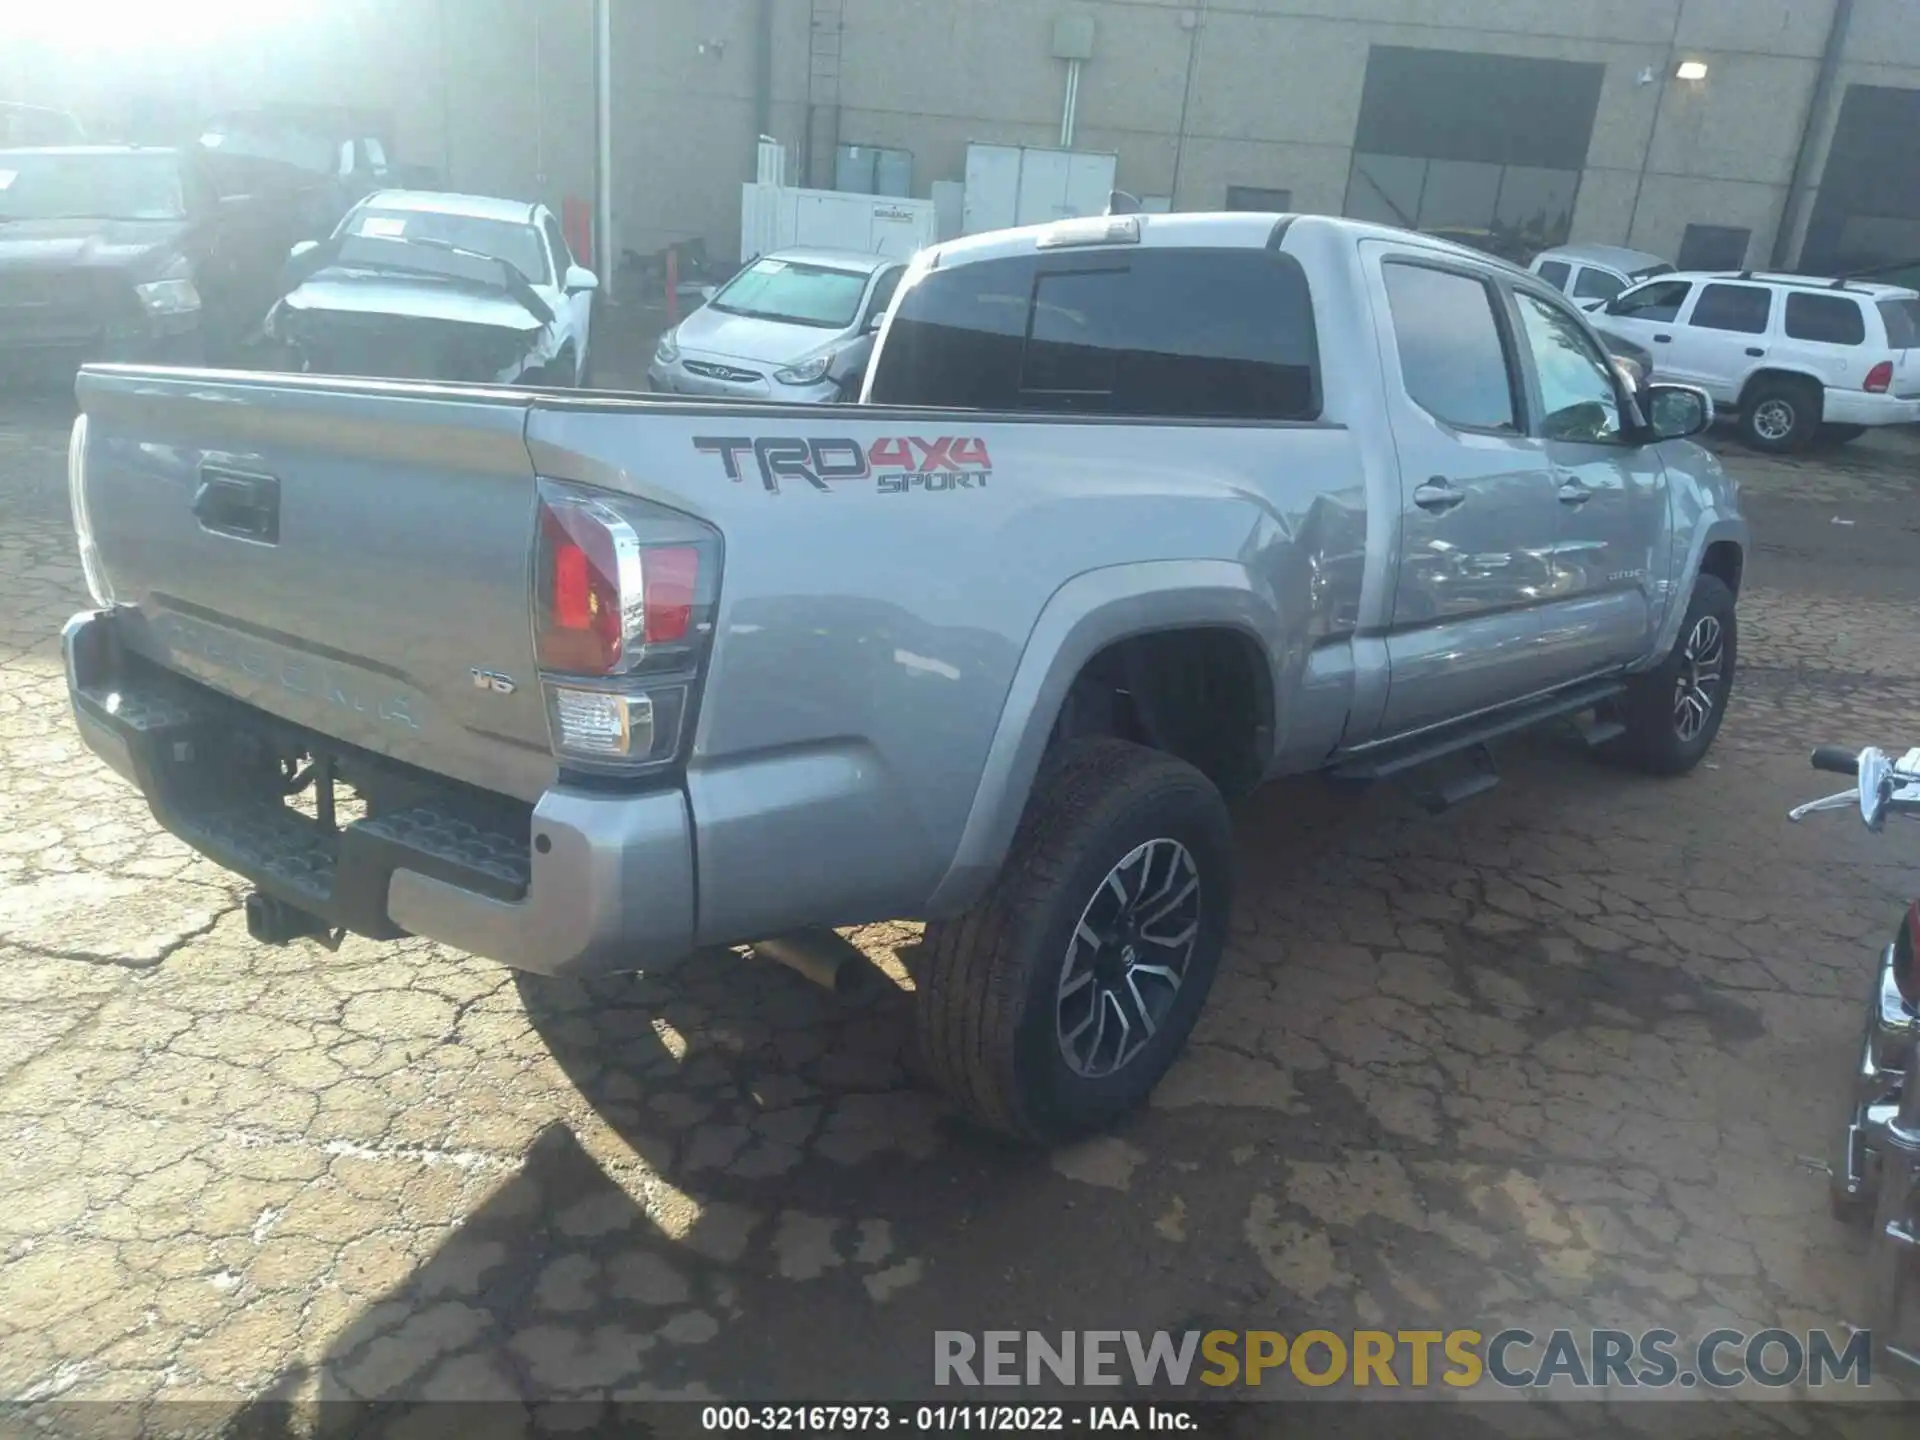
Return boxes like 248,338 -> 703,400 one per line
268,190 -> 597,386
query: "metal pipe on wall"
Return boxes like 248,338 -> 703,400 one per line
1060,57 -> 1081,148
594,0 -> 614,298
755,0 -> 774,146
1771,0 -> 1856,270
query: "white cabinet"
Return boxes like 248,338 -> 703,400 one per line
962,144 -> 1118,235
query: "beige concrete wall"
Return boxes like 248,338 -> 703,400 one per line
7,0 -> 1920,270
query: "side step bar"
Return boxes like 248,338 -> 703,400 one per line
1330,679 -> 1627,796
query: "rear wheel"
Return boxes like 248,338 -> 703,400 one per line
1816,423 -> 1867,445
1738,378 -> 1821,453
914,739 -> 1233,1143
1602,573 -> 1737,776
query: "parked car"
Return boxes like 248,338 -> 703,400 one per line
195,108 -> 439,239
2,102 -> 84,147
0,145 -> 304,373
61,212 -> 1744,1142
1530,243 -> 1675,307
1591,269 -> 1920,452
649,247 -> 908,403
267,190 -> 597,385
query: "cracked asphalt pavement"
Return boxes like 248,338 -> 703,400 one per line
5,394 -> 1920,1426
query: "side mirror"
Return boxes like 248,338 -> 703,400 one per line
288,239 -> 318,263
700,285 -> 718,303
565,264 -> 599,294
864,310 -> 885,333
1644,383 -> 1713,441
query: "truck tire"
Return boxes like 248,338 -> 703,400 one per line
915,738 -> 1234,1143
1603,573 -> 1737,776
1816,423 -> 1866,446
1738,377 -> 1820,453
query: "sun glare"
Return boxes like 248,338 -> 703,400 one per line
1,0 -> 290,49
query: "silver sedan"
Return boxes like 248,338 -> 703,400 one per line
648,247 -> 907,404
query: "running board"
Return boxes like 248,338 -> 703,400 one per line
1330,680 -> 1627,785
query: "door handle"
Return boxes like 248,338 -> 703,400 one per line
1557,476 -> 1593,506
1653,334 -> 1671,343
192,466 -> 280,544
1412,478 -> 1465,513
1745,347 -> 1765,357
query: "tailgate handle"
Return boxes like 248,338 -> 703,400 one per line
193,467 -> 280,544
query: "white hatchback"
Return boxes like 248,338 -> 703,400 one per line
1589,270 -> 1920,452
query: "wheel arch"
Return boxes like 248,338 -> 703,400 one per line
923,561 -> 1282,917
1737,366 -> 1824,412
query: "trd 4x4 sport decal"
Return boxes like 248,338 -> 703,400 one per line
693,435 -> 993,494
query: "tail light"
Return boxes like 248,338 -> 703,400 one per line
533,478 -> 721,774
1865,360 -> 1894,394
68,413 -> 114,608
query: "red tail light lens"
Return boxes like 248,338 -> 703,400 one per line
1866,360 -> 1894,394
538,504 -> 628,674
643,546 -> 700,644
532,479 -> 721,775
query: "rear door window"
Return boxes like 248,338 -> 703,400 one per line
1380,261 -> 1518,432
1783,292 -> 1866,345
1535,259 -> 1571,291
1687,283 -> 1773,334
868,247 -> 1320,419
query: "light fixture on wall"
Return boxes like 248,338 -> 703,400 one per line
1675,59 -> 1709,80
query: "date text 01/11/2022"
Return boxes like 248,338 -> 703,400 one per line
698,1404 -> 1196,1431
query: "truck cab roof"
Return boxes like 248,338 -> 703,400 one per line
924,210 -> 1529,276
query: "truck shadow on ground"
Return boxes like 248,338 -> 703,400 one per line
215,731 -> 1882,1422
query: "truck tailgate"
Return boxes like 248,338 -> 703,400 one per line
74,368 -> 557,803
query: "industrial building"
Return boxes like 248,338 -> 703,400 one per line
7,0 -> 1920,286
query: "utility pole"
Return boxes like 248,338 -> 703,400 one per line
594,0 -> 615,300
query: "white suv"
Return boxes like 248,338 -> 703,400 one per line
1590,270 -> 1920,452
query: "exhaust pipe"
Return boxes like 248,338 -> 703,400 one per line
751,930 -> 880,997
244,891 -> 330,946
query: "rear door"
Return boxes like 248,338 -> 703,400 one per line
76,371 -> 558,803
1363,245 -> 1563,737
1664,281 -> 1775,403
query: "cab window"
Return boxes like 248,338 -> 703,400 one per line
1514,291 -> 1623,443
1535,259 -> 1571,291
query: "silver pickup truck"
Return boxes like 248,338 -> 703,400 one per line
62,212 -> 1747,1142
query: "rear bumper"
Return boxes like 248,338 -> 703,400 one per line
1820,390 -> 1920,427
64,609 -> 696,977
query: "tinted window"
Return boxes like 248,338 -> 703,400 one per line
1572,266 -> 1627,301
1784,292 -> 1866,345
1689,283 -> 1772,334
1536,260 -> 1571,290
1381,262 -> 1516,431
869,248 -> 1320,420
1879,298 -> 1920,349
1226,186 -> 1290,212
1515,292 -> 1622,442
1676,224 -> 1751,271
1611,279 -> 1692,322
